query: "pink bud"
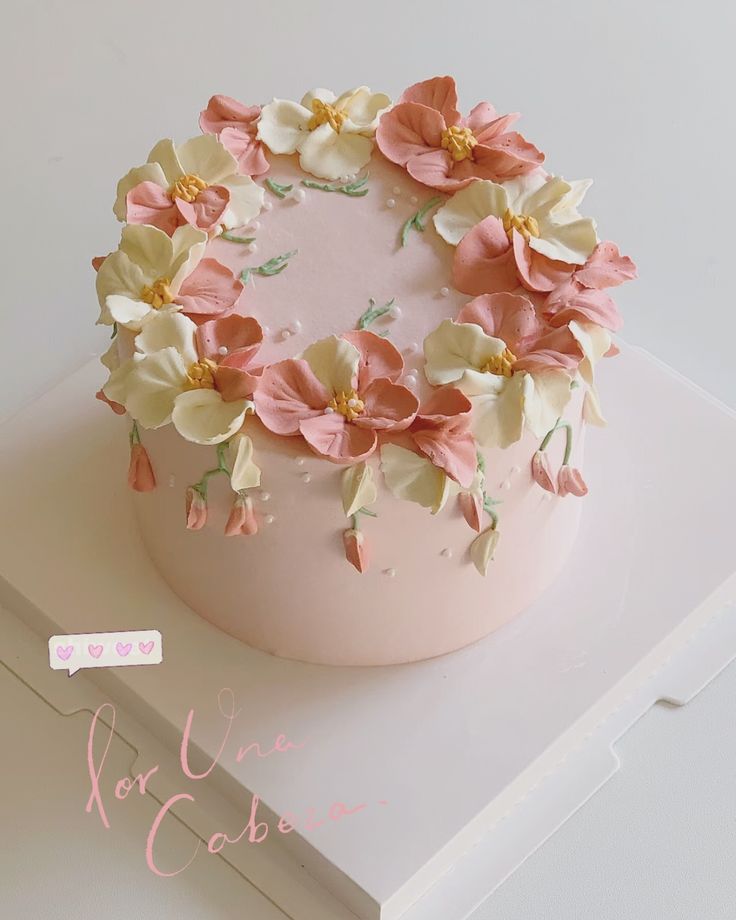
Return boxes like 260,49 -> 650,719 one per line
558,465 -> 589,497
127,443 -> 156,492
343,528 -> 369,573
458,491 -> 483,532
225,493 -> 258,536
96,388 -> 126,415
531,451 -> 557,493
185,487 -> 208,530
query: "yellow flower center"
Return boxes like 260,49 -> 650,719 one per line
140,277 -> 174,310
440,125 -> 478,162
308,98 -> 346,133
482,347 -> 517,378
184,358 -> 217,390
502,208 -> 540,243
327,389 -> 365,422
170,173 -> 209,203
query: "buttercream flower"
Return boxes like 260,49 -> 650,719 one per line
544,242 -> 637,332
423,293 -> 582,448
376,76 -> 543,192
343,528 -> 369,573
96,224 -> 243,330
128,443 -> 156,492
257,87 -> 391,181
531,450 -> 557,493
103,312 -> 258,444
225,493 -> 258,536
254,331 -> 418,463
185,487 -> 208,530
200,95 -> 270,177
558,465 -> 588,497
114,136 -> 264,236
409,388 -> 477,488
434,174 -> 598,296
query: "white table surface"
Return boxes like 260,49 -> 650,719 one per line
1,0 -> 734,917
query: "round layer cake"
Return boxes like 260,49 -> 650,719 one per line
98,77 -> 636,665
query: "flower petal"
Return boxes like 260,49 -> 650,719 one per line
299,413 -> 377,462
470,374 -> 526,448
95,249 -> 146,305
147,139 -> 185,185
357,379 -> 418,430
545,280 -> 623,332
298,124 -> 374,180
114,162 -> 167,221
472,133 -> 544,181
218,126 -> 270,177
411,421 -> 476,487
175,185 -> 230,233
339,86 -> 392,133
522,370 -> 573,437
301,335 -> 360,394
341,461 -> 378,517
227,433 -> 261,491
574,242 -> 638,289
512,230 -> 574,293
172,389 -> 247,445
218,175 -> 265,229
423,319 -> 505,386
380,444 -> 451,514
470,527 -> 500,576
135,311 -> 198,365
398,76 -> 460,125
176,134 -> 237,185
196,314 -> 262,363
125,348 -> 188,429
433,180 -> 507,245
341,330 -> 404,389
200,95 -> 261,134
375,103 -> 445,165
456,292 -> 542,348
453,216 -> 517,295
126,181 -> 181,236
106,294 -> 152,328
118,223 -> 174,280
257,99 -> 311,154
175,258 -> 243,317
254,359 -> 330,435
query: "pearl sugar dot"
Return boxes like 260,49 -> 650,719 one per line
218,346 -> 228,356
386,198 -> 396,209
301,473 -> 312,484
264,514 -> 275,524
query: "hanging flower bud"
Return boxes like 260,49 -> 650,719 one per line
185,487 -> 208,530
558,465 -> 588,497
470,526 -> 500,576
458,491 -> 484,532
127,443 -> 156,492
531,451 -> 557,493
343,528 -> 369,573
225,493 -> 258,536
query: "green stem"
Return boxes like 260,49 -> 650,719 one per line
129,420 -> 141,446
192,443 -> 231,497
221,232 -> 255,244
538,417 -> 573,464
562,423 -> 573,465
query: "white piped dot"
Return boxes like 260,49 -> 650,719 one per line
324,406 -> 335,414
290,319 -> 303,333
247,242 -> 258,254
386,198 -> 396,209
295,457 -> 306,466
383,568 -> 397,578
392,186 -> 401,195
439,286 -> 450,297
390,303 -> 402,319
262,200 -> 273,211
441,548 -> 453,558
405,342 -> 420,355
280,329 -> 292,341
410,195 -> 418,205
301,473 -> 312,484
264,514 -> 275,524
290,188 -> 306,203
260,491 -> 271,502
347,398 -> 358,408
261,325 -> 271,337
218,345 -> 228,356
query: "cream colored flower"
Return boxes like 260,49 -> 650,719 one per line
257,87 -> 391,180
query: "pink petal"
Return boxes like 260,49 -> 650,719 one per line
417,386 -> 472,420
225,493 -> 258,536
466,109 -> 519,142
544,280 -> 623,332
458,492 -> 484,532
375,103 -> 445,166
196,314 -> 262,363
185,488 -> 208,530
453,217 -> 517,296
126,181 -> 181,236
174,185 -> 230,233
299,413 -> 377,463
200,94 -> 261,133
214,365 -> 259,402
357,379 -> 418,430
176,258 -> 243,317
512,230 -> 575,293
399,76 -> 461,124
558,465 -> 588,497
412,423 -> 476,487
128,444 -> 156,492
405,147 -> 462,190
218,126 -> 270,177
457,292 -> 542,348
531,451 -> 557,493
343,528 -> 369,573
341,330 -> 404,389
574,242 -> 637,290
254,359 -> 330,435
471,133 -> 544,181
513,327 -> 582,373
462,101 -> 501,134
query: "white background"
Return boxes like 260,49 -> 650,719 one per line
1,0 -> 735,917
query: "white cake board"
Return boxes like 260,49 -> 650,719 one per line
1,345 -> 735,920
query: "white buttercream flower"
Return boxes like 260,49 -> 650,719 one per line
96,224 -> 208,329
103,312 -> 250,445
257,87 -> 392,180
114,136 -> 264,236
434,172 -> 598,264
423,319 -> 573,448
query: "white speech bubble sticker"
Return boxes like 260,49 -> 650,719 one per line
48,630 -> 163,676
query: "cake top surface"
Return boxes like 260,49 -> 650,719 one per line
96,76 -> 636,572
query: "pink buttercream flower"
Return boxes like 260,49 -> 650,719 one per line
558,465 -> 588,497
458,491 -> 484,532
544,242 -> 638,332
200,95 -> 270,178
531,450 -> 557,493
195,314 -> 264,401
343,528 -> 369,573
225,493 -> 258,536
410,387 -> 477,488
185,487 -> 208,530
376,76 -> 543,192
128,443 -> 156,492
254,331 -> 418,463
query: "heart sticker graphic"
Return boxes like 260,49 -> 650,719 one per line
116,642 -> 132,657
56,645 -> 73,661
88,644 -> 104,659
138,640 -> 155,655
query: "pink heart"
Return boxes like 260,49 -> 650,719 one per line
56,645 -> 73,661
116,642 -> 132,657
139,640 -> 155,655
88,644 -> 103,659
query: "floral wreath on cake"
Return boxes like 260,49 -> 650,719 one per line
97,77 -> 636,576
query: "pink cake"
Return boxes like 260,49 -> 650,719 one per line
96,77 -> 636,665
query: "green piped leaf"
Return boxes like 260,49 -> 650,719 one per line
301,173 -> 369,197
265,178 -> 293,199
357,297 -> 395,331
241,250 -> 298,285
400,195 -> 443,247
221,232 -> 256,244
